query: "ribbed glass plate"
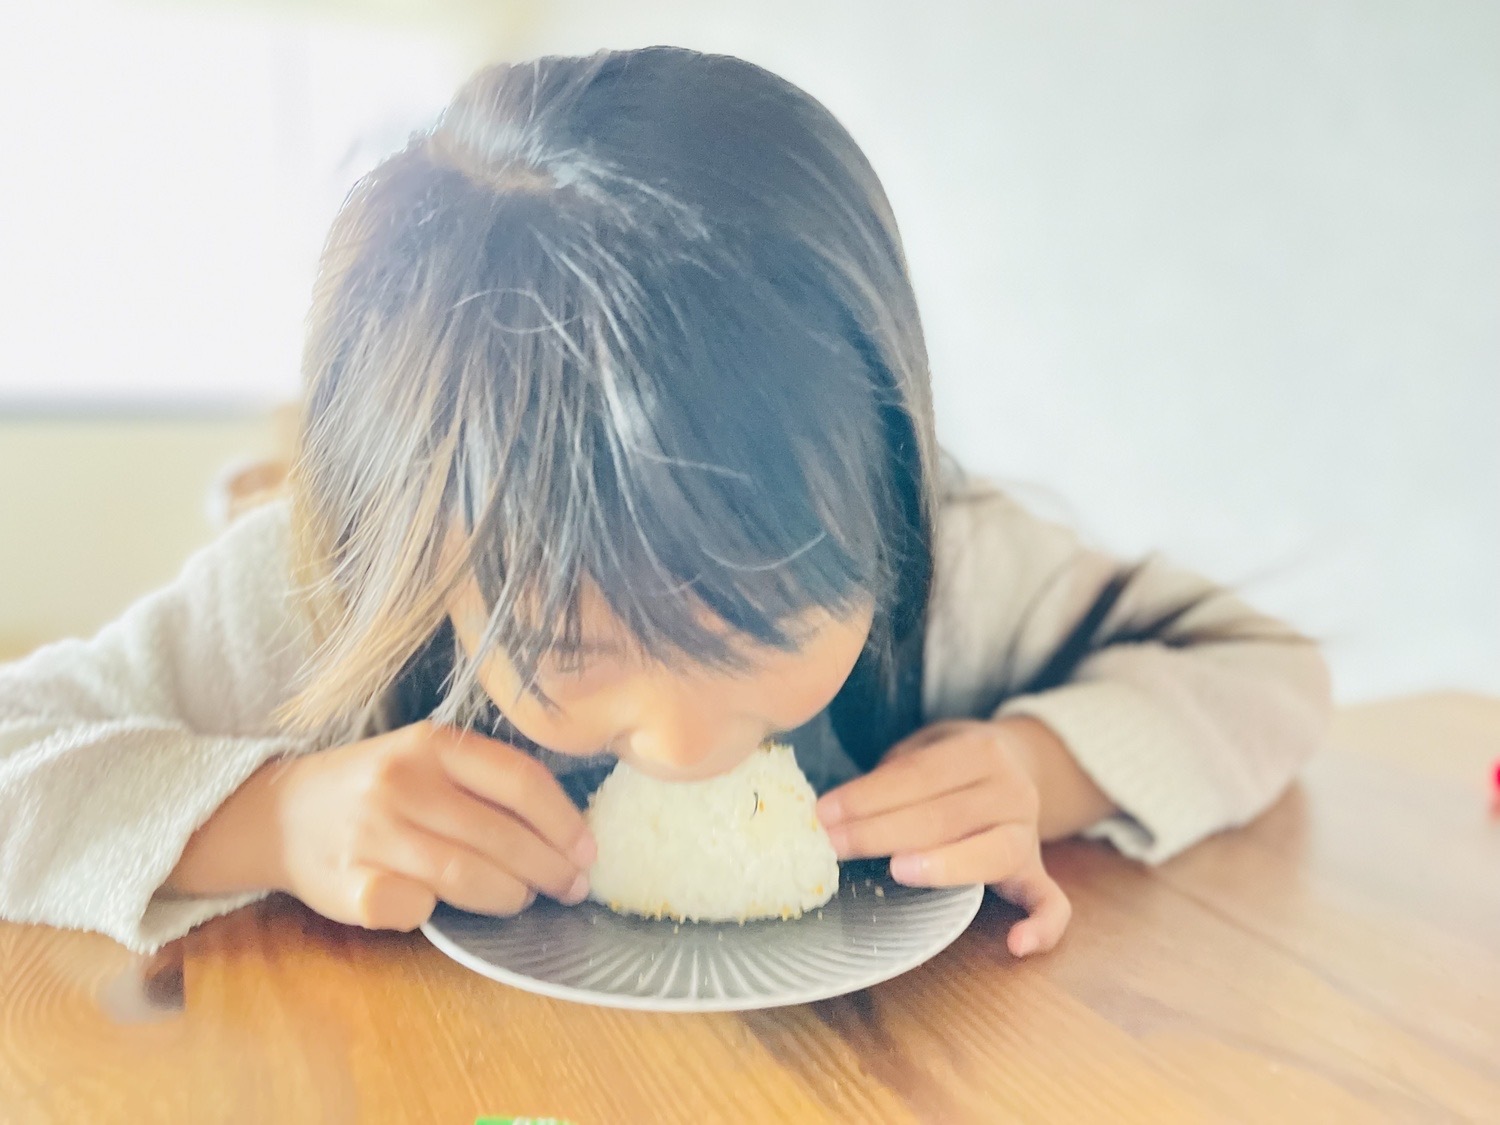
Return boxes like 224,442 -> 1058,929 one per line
420,859 -> 983,1012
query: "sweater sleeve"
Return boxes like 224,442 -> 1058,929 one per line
922,469 -> 1332,864
0,499 -> 321,953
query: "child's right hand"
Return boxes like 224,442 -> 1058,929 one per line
266,720 -> 596,932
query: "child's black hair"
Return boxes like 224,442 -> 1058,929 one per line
287,47 -> 939,761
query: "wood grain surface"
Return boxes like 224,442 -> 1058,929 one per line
2,693 -> 1497,1124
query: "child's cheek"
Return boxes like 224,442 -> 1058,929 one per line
759,660 -> 856,733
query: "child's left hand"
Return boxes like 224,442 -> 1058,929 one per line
815,718 -> 1072,958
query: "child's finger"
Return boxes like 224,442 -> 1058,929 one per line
878,719 -> 971,761
888,820 -> 1041,888
824,780 -> 1009,860
818,731 -> 998,825
434,729 -> 596,866
349,866 -> 439,932
369,825 -> 535,920
995,860 -> 1072,958
392,782 -> 588,905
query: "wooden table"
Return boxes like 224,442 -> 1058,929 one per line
3,694 -> 1498,1123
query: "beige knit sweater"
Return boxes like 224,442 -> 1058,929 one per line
0,469 -> 1331,953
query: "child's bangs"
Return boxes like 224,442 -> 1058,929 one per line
453,237 -> 895,688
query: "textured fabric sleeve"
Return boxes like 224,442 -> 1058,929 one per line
923,469 -> 1332,864
0,500 -> 320,952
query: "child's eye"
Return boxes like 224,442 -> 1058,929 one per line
535,640 -> 633,696
546,655 -> 591,679
538,655 -> 620,695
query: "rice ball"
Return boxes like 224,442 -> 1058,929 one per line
585,742 -> 840,922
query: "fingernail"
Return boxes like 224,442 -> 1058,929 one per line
889,854 -> 926,884
816,795 -> 842,825
826,827 -> 850,857
562,873 -> 589,905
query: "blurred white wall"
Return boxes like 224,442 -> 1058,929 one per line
1,1 -> 1494,701
0,0 -> 473,408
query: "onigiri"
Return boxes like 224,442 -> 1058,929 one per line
585,742 -> 840,922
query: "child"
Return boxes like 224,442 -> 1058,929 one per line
0,47 -> 1330,959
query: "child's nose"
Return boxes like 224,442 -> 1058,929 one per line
619,693 -> 743,777
624,716 -> 721,772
